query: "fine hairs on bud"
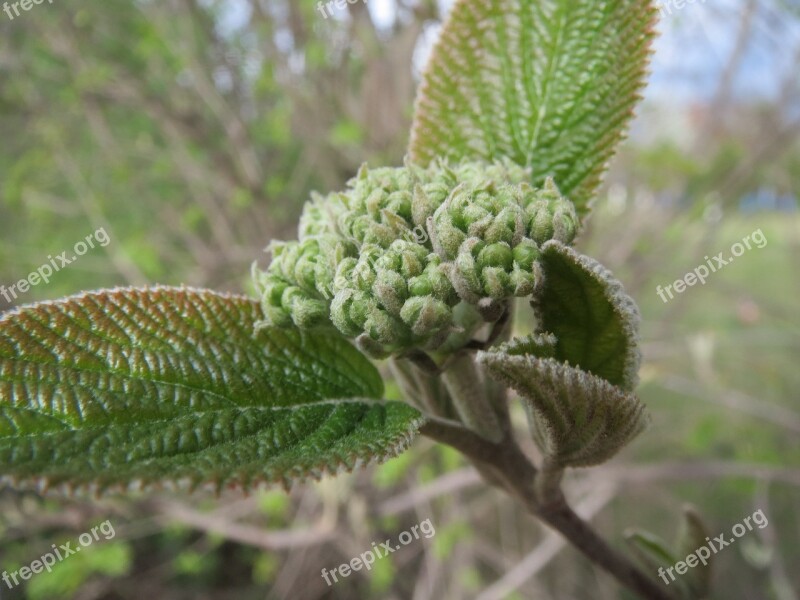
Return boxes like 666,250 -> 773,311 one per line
255,160 -> 580,357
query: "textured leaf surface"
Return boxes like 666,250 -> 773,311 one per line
0,287 -> 422,493
408,0 -> 657,216
478,353 -> 647,467
532,241 -> 641,390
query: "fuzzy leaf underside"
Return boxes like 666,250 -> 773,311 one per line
0,287 -> 422,493
478,353 -> 647,467
408,0 -> 657,217
533,241 -> 641,390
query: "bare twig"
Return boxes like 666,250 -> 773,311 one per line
153,500 -> 335,550
476,483 -> 619,600
420,419 -> 677,600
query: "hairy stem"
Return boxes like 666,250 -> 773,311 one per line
441,352 -> 505,443
420,418 -> 677,600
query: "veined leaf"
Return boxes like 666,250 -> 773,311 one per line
0,287 -> 422,494
478,353 -> 647,467
409,0 -> 657,216
533,240 -> 641,390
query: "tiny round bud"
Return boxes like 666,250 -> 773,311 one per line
524,177 -> 578,245
331,290 -> 376,336
512,240 -> 540,270
477,243 -> 514,271
408,276 -> 433,297
400,296 -> 452,337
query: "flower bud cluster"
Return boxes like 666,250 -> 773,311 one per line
253,159 -> 578,357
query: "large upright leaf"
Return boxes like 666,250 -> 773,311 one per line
532,241 -> 641,390
409,0 -> 657,216
0,287 -> 422,493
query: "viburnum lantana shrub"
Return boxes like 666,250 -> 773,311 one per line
0,1 -> 712,598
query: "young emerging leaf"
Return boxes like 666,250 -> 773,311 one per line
478,352 -> 648,467
676,505 -> 713,598
624,529 -> 678,573
496,332 -> 557,359
408,0 -> 657,217
624,506 -> 713,599
624,530 -> 694,598
532,240 -> 641,390
0,287 -> 422,494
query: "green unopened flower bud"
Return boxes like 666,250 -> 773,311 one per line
373,269 -> 408,315
407,256 -> 457,303
255,273 -> 292,327
298,192 -> 334,238
430,181 -> 527,261
451,237 -> 542,303
364,308 -> 407,346
408,275 -> 433,297
477,243 -> 514,271
524,177 -> 578,245
512,239 -> 540,270
400,296 -> 452,337
255,159 -> 576,357
412,183 -> 444,227
331,289 -> 376,336
481,267 -> 512,299
510,263 -> 539,297
281,287 -> 328,328
267,235 -> 355,299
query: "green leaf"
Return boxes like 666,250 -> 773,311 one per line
478,352 -> 648,467
0,287 -> 422,493
408,0 -> 657,217
496,332 -> 558,359
532,240 -> 641,390
676,505 -> 713,598
624,529 -> 678,573
624,508 -> 713,600
624,529 -> 694,598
